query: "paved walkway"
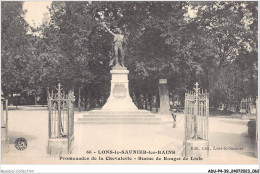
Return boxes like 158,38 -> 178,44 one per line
2,110 -> 258,164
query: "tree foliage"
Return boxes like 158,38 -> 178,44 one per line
1,2 -> 31,97
1,1 -> 258,109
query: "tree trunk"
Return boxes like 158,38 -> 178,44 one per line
46,87 -> 50,111
155,95 -> 158,113
71,80 -> 75,94
84,86 -> 87,110
145,93 -> 148,110
149,93 -> 152,111
224,104 -> 228,112
87,86 -> 91,110
34,93 -> 37,105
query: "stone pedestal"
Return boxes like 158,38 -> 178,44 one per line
78,67 -> 161,124
158,79 -> 170,115
184,140 -> 209,158
48,138 -> 73,156
102,67 -> 138,111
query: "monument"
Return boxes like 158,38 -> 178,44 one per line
77,22 -> 160,124
100,22 -> 138,111
158,79 -> 170,115
102,23 -> 125,67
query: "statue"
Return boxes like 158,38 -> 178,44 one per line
102,23 -> 125,67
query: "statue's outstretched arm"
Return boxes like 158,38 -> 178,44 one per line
102,23 -> 115,36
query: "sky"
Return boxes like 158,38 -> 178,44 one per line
23,1 -> 52,28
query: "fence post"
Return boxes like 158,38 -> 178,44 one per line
184,93 -> 186,141
68,90 -> 75,154
48,92 -> 52,139
68,94 -> 70,154
184,93 -> 187,157
78,87 -> 81,112
5,99 -> 8,141
194,82 -> 200,140
57,83 -> 62,138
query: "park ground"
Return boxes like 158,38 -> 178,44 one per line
1,106 -> 258,165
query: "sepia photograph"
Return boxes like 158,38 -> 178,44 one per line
1,1 -> 259,173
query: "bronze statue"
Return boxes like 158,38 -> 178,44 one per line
102,23 -> 125,67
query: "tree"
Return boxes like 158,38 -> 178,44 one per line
2,1 -> 257,110
1,2 -> 31,102
191,2 -> 258,108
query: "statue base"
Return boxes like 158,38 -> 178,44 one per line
78,67 -> 161,124
102,67 -> 138,111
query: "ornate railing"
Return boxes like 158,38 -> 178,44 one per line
184,82 -> 209,141
48,83 -> 75,153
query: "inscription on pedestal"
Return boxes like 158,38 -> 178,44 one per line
113,83 -> 126,99
102,69 -> 138,111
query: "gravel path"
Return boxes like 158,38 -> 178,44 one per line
2,109 -> 257,164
